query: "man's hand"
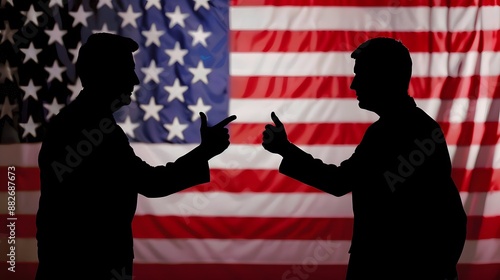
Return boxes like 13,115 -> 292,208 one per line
199,112 -> 237,160
262,112 -> 291,155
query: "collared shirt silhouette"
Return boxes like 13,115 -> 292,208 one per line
262,37 -> 466,280
35,33 -> 236,280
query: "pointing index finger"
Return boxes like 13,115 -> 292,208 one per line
214,115 -> 237,128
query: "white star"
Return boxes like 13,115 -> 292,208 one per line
0,97 -> 17,120
118,116 -> 139,138
165,5 -> 189,28
118,5 -> 141,28
165,42 -> 188,66
20,42 -> 42,63
188,98 -> 212,121
20,79 -> 41,101
0,21 -> 18,44
97,0 -> 113,9
45,23 -> 67,45
45,60 -> 66,82
188,60 -> 212,84
92,23 -> 115,34
68,41 -> 81,64
188,24 -> 211,47
194,0 -> 210,11
164,78 -> 188,102
21,5 -> 43,26
145,0 -> 162,10
141,23 -> 164,47
141,60 -> 163,84
48,0 -> 64,8
43,98 -> 65,120
139,97 -> 163,121
164,117 -> 188,141
67,78 -> 83,102
19,116 -> 41,138
69,5 -> 92,27
0,61 -> 18,83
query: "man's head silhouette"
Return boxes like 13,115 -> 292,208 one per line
76,33 -> 140,109
350,37 -> 412,114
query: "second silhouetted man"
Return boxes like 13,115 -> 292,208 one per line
262,37 -> 466,280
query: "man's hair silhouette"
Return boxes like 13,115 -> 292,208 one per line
76,33 -> 139,88
350,37 -> 412,94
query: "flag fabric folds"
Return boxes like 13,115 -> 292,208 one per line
0,0 -> 499,279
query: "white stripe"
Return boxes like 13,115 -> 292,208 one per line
134,238 -> 349,264
136,192 -> 354,217
12,238 -> 500,264
229,6 -> 500,32
229,98 -> 500,123
134,238 -> 500,265
4,191 -> 500,217
230,52 -> 500,77
1,143 -> 499,169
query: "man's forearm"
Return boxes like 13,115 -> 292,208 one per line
279,143 -> 351,197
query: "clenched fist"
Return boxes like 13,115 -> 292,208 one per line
262,112 -> 291,155
198,112 -> 237,160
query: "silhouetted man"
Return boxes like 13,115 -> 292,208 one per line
262,37 -> 466,280
35,33 -> 236,279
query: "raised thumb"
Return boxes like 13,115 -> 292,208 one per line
200,112 -> 208,128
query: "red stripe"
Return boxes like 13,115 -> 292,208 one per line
1,168 -> 499,192
134,264 -> 348,280
230,122 -> 500,146
231,30 -> 500,53
132,216 -> 353,240
6,214 -> 500,240
230,76 -> 500,99
467,216 -> 500,240
452,168 -> 500,192
231,0 -> 500,7
230,123 -> 370,145
3,263 -> 500,280
0,166 -> 40,191
198,168 -> 499,193
0,215 -> 37,238
440,122 -> 500,146
132,215 -> 500,240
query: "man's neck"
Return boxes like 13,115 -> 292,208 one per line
374,94 -> 415,118
77,88 -> 117,116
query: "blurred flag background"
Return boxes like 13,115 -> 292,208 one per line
0,0 -> 499,279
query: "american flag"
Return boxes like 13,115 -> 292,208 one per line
0,0 -> 499,279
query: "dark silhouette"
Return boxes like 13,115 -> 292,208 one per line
262,37 -> 466,280
35,33 -> 236,279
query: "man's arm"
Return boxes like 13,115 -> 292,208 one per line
131,146 -> 211,198
262,112 -> 356,196
132,113 -> 236,198
278,143 -> 352,197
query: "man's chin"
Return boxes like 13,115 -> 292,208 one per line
119,92 -> 133,105
123,95 -> 132,105
357,101 -> 376,112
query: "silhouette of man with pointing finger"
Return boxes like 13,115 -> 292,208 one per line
35,33 -> 236,280
262,37 -> 466,280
